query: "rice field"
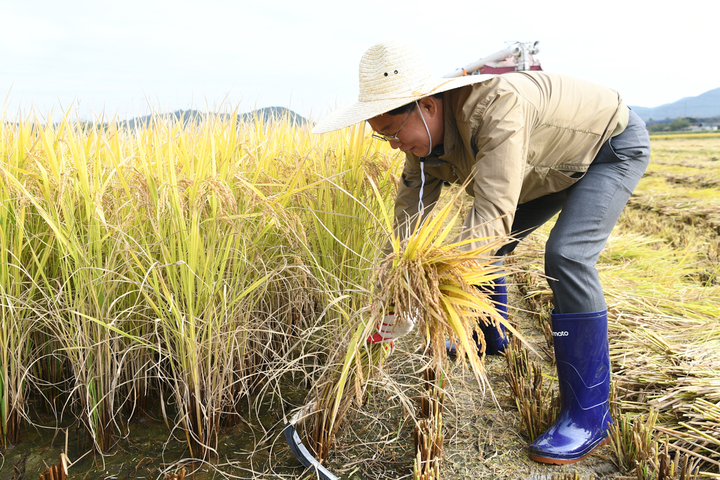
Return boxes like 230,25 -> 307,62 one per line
0,111 -> 403,477
610,135 -> 720,477
0,114 -> 718,479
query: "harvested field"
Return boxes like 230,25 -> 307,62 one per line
629,135 -> 720,235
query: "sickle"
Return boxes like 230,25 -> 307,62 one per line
283,405 -> 340,480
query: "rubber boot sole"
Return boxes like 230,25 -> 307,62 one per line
528,437 -> 610,465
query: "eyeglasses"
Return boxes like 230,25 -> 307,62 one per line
371,102 -> 416,142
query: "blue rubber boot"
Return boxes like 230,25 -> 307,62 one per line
447,277 -> 509,356
528,309 -> 612,464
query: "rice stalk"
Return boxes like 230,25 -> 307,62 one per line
303,308 -> 393,461
504,335 -> 560,441
38,452 -> 69,480
610,410 -> 659,475
0,129 -> 47,447
550,472 -> 581,480
413,365 -> 445,480
0,198 -> 37,448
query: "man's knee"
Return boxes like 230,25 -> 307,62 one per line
544,240 -> 589,281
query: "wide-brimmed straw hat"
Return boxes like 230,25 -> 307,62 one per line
312,40 -> 494,134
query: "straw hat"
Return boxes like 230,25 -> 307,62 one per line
312,40 -> 494,134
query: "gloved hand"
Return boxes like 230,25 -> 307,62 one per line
368,310 -> 416,344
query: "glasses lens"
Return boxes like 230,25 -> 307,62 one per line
371,103 -> 415,142
372,133 -> 397,142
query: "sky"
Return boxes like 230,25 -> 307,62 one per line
1,0 -> 718,123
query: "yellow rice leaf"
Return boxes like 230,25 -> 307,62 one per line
441,296 -> 486,383
439,285 -> 538,357
439,287 -> 498,318
430,208 -> 464,250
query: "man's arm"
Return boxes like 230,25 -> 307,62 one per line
459,89 -> 530,252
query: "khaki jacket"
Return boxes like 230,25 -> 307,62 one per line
393,71 -> 629,252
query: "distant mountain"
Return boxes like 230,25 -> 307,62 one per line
121,107 -> 308,129
630,88 -> 720,122
240,107 -> 307,126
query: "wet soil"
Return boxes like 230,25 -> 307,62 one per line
0,399 -> 297,480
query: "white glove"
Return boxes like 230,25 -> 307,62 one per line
368,311 -> 416,344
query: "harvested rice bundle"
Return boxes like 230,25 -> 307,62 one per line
368,187 -> 520,389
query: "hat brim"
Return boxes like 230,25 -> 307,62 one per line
312,74 -> 495,134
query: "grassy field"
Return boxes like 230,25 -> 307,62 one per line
0,116 -> 718,479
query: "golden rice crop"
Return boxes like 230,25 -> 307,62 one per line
0,109 -> 399,464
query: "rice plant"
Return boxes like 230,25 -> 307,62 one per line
0,116 -> 40,448
3,116 -> 146,451
114,113 -> 314,458
0,176 -> 37,448
0,110 -> 351,461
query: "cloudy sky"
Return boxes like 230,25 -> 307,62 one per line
1,0 -> 717,122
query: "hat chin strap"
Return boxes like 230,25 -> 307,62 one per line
417,102 -> 432,216
416,101 -> 433,158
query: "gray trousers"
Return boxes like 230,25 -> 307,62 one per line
496,110 -> 651,314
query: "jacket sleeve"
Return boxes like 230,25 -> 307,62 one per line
459,89 -> 530,252
384,155 -> 444,256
